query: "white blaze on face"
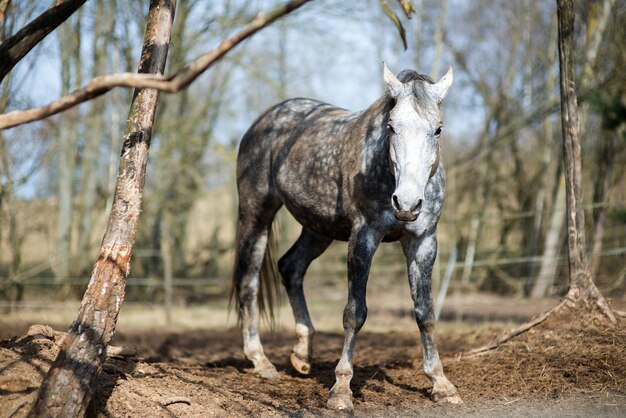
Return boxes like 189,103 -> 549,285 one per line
383,63 -> 452,222
389,98 -> 436,219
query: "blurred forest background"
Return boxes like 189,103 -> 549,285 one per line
0,0 -> 625,321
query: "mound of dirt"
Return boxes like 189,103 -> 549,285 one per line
0,309 -> 625,417
0,325 -> 66,417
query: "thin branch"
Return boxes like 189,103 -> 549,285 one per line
0,0 -> 313,130
447,77 -> 615,173
466,299 -> 567,356
467,273 -> 619,356
442,31 -> 492,100
106,345 -> 137,357
449,96 -> 560,171
0,0 -> 87,83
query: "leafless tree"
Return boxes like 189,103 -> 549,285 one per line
469,0 -> 618,355
555,0 -> 614,319
29,1 -> 176,414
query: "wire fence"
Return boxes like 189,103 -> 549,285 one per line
1,245 -> 624,320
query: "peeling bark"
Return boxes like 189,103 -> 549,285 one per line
28,1 -> 176,416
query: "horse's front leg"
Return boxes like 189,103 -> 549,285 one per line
327,227 -> 381,411
401,231 -> 462,404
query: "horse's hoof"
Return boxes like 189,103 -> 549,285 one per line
254,359 -> 279,379
327,393 -> 353,411
433,392 -> 463,404
290,352 -> 311,375
256,366 -> 279,379
432,384 -> 463,404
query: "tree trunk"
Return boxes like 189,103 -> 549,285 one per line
29,1 -> 176,416
0,130 -> 23,309
589,131 -> 615,277
461,133 -> 498,286
54,20 -> 76,281
525,17 -> 558,292
579,0 -> 616,279
0,0 -> 10,24
555,0 -> 614,321
161,212 -> 174,325
0,68 -> 22,305
76,0 -> 112,276
0,134 -> 19,275
531,171 -> 566,298
430,0 -> 448,79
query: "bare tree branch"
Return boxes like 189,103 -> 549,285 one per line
0,0 -> 313,130
0,0 -> 87,83
448,78 -> 615,173
0,0 -> 11,25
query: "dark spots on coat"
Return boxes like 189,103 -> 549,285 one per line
233,68 -> 458,407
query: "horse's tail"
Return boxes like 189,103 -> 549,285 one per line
230,222 -> 282,328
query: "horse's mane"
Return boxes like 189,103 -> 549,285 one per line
384,70 -> 439,120
397,70 -> 435,103
397,70 -> 434,84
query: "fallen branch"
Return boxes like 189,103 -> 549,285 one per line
106,345 -> 137,358
467,299 -> 567,356
0,0 -> 313,130
467,284 -> 619,357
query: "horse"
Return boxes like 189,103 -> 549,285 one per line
231,63 -> 462,410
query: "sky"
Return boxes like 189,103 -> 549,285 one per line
3,0 -> 488,199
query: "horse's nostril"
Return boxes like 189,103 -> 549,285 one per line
411,199 -> 423,213
392,194 -> 400,211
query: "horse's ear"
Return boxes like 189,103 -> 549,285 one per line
383,62 -> 403,97
429,66 -> 453,103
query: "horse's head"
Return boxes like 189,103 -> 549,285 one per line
383,63 -> 452,222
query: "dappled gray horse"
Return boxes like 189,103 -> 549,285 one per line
232,64 -> 461,410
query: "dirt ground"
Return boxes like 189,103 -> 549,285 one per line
1,303 -> 625,418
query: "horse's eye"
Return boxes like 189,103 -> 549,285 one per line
434,126 -> 442,136
387,124 -> 396,134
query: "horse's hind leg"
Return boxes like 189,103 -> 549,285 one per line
234,205 -> 281,379
278,228 -> 332,374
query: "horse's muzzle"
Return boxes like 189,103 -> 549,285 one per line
391,194 -> 422,222
394,210 -> 419,222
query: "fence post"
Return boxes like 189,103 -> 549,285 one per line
435,245 -> 458,320
161,215 -> 174,325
